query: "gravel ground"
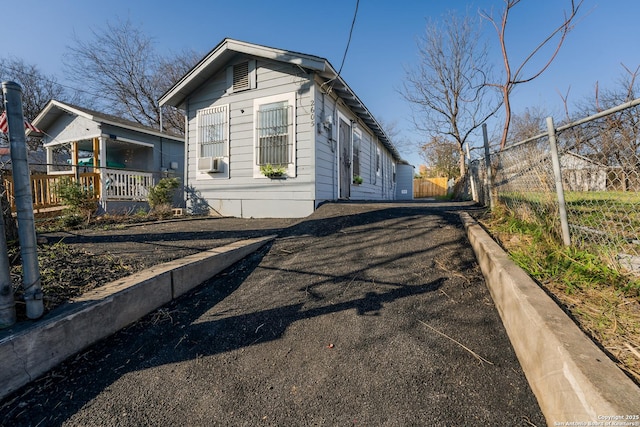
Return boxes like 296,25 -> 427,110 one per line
0,201 -> 545,426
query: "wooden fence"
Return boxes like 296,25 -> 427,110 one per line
413,177 -> 449,198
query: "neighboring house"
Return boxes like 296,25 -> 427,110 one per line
159,38 -> 413,218
30,100 -> 185,213
560,151 -> 607,191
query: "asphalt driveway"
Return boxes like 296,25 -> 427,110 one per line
0,202 -> 545,426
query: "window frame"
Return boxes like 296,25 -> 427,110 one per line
226,60 -> 257,94
196,104 -> 229,178
253,92 -> 296,178
352,127 -> 362,183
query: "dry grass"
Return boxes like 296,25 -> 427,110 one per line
477,209 -> 640,385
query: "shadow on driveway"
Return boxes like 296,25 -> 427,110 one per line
0,202 -> 544,426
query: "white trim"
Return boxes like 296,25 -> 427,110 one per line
336,110 -> 352,197
195,104 -> 229,180
352,126 -> 362,183
44,134 -> 101,148
33,100 -> 182,142
159,39 -> 326,107
102,135 -> 154,148
225,60 -> 257,95
44,134 -> 155,148
252,92 -> 297,178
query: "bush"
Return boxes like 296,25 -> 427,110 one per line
56,177 -> 97,226
148,178 -> 180,211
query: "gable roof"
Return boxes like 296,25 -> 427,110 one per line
159,38 -> 404,163
31,100 -> 183,142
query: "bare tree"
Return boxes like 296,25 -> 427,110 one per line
155,50 -> 201,134
0,57 -> 68,149
507,106 -> 547,144
419,136 -> 460,178
482,0 -> 584,150
402,11 -> 500,180
65,18 -> 199,134
569,64 -> 640,190
0,57 -> 66,240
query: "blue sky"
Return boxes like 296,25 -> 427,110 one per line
2,0 -> 638,166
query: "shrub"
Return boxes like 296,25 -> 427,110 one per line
148,177 -> 180,211
56,177 -> 97,226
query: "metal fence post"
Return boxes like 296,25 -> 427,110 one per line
546,116 -> 571,246
482,123 -> 495,210
0,202 -> 15,327
2,81 -> 43,319
466,142 -> 477,202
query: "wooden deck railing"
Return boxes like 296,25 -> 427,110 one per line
3,172 -> 100,213
2,169 -> 154,213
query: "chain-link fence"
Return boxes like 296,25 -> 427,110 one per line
470,98 -> 640,271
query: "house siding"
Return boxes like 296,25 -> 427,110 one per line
162,41 -> 409,218
185,58 -> 316,217
313,90 -> 338,202
44,115 -> 101,144
312,79 -> 399,204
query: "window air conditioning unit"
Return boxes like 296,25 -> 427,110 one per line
198,157 -> 222,173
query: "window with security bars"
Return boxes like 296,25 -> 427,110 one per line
353,131 -> 361,177
256,101 -> 292,166
197,105 -> 228,158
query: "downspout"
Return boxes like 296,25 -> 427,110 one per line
183,99 -> 189,211
2,81 -> 43,319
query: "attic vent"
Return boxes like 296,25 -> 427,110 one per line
233,62 -> 250,91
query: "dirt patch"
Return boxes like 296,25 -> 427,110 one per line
9,215 -> 298,322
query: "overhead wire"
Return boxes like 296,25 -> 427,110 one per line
338,0 -> 360,76
321,0 -> 360,94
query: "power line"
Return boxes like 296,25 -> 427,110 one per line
337,0 -> 360,77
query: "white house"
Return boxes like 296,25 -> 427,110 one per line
560,151 -> 607,192
159,38 -> 413,218
31,100 -> 185,213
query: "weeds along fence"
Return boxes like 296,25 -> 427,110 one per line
470,97 -> 640,270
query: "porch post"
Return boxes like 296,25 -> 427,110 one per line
71,141 -> 79,180
45,146 -> 53,174
99,136 -> 108,211
92,138 -> 99,172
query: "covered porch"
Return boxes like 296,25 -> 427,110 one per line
45,135 -> 156,212
24,100 -> 185,214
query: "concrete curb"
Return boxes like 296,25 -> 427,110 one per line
460,212 -> 640,424
0,235 -> 275,401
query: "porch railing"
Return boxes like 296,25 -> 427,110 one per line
104,169 -> 152,200
2,169 -> 155,213
2,172 -> 100,213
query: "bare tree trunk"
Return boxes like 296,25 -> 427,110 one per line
0,177 -> 17,243
482,0 -> 583,150
458,147 -> 466,180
